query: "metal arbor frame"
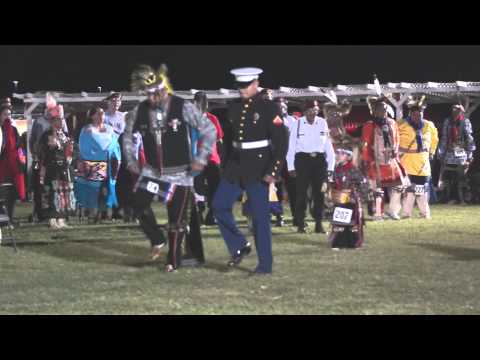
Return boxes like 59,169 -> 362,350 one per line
12,80 -> 480,172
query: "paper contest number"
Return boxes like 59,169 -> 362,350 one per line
333,207 -> 353,224
146,181 -> 159,194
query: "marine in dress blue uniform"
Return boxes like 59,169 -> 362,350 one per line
212,68 -> 289,275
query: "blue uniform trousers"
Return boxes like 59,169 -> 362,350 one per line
213,178 -> 272,273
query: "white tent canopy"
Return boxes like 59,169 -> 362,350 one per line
13,80 -> 480,173
13,80 -> 480,109
13,80 -> 480,123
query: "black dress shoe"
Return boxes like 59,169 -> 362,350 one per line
275,215 -> 285,227
297,223 -> 308,233
227,243 -> 252,267
204,211 -> 216,226
315,222 -> 327,234
112,213 -> 123,220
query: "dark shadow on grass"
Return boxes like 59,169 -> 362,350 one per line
15,241 -> 59,247
275,234 -> 326,247
411,243 -> 480,261
14,236 -> 146,248
24,238 -> 153,268
12,233 -> 73,247
227,265 -> 251,273
272,230 -> 305,236
202,261 -> 232,273
274,247 -> 330,256
124,260 -> 161,268
67,224 -> 150,232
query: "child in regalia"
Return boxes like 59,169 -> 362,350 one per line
328,146 -> 369,249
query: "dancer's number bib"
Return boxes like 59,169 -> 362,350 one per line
333,207 -> 353,224
146,181 -> 160,194
454,148 -> 466,158
414,185 -> 425,195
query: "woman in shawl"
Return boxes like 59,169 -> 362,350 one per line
75,106 -> 121,223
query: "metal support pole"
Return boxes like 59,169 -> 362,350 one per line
24,102 -> 40,187
466,99 -> 480,118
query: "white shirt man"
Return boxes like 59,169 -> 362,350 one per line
286,115 -> 335,173
286,100 -> 335,234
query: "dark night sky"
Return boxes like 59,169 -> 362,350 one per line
2,45 -> 480,97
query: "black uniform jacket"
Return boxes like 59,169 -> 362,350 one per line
222,92 -> 288,185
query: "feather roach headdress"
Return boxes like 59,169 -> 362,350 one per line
130,64 -> 173,94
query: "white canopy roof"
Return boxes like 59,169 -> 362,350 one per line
14,81 -> 480,173
12,81 -> 480,107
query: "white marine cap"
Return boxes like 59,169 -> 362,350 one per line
230,67 -> 263,85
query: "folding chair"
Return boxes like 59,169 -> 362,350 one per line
0,183 -> 17,252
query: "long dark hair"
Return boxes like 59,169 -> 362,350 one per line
87,106 -> 103,124
74,112 -> 89,143
193,91 -> 208,113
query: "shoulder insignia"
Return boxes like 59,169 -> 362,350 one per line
273,116 -> 283,126
254,113 -> 260,121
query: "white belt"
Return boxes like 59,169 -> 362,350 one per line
232,140 -> 271,150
